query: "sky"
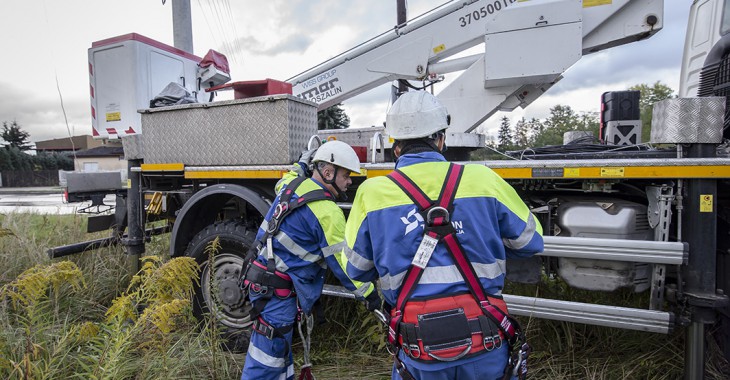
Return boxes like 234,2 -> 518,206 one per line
0,0 -> 691,145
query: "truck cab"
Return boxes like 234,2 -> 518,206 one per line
680,0 -> 730,98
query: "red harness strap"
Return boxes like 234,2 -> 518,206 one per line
241,176 -> 335,323
386,163 -> 523,363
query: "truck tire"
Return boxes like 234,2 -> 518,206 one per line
184,219 -> 257,352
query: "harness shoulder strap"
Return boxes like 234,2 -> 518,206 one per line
263,177 -> 335,241
387,164 -> 520,340
244,176 -> 336,321
387,164 -> 462,310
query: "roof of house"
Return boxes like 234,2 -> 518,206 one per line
35,135 -> 101,151
74,146 -> 125,157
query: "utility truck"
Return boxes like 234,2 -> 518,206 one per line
52,1 -> 730,377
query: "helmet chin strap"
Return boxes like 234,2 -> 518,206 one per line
315,165 -> 348,201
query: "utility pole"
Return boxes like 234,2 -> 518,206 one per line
172,0 -> 194,54
396,0 -> 408,96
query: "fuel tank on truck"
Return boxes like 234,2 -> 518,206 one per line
554,198 -> 653,292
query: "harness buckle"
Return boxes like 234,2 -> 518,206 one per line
239,256 -> 258,290
273,202 -> 288,218
426,206 -> 450,225
386,341 -> 397,356
404,344 -> 421,359
249,283 -> 270,297
484,334 -> 502,351
494,334 -> 503,349
276,288 -> 295,300
252,318 -> 276,340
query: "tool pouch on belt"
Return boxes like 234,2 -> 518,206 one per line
396,292 -> 508,362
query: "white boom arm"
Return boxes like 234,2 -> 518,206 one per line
287,0 -> 663,134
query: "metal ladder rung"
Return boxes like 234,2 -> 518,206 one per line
541,236 -> 687,265
504,294 -> 673,334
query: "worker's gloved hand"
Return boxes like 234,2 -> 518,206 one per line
363,291 -> 382,312
296,148 -> 318,177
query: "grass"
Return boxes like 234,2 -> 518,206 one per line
0,212 -> 728,379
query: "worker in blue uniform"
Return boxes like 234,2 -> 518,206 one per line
241,140 -> 380,380
345,91 -> 544,380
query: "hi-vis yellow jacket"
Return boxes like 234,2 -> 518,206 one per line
250,169 -> 374,317
345,152 -> 543,307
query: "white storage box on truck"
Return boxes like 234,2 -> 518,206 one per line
88,33 -> 207,139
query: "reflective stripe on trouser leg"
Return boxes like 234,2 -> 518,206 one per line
241,328 -> 295,380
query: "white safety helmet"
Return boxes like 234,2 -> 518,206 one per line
386,91 -> 450,140
312,140 -> 362,174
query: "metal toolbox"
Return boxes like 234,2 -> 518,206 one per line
141,94 -> 317,165
650,97 -> 725,144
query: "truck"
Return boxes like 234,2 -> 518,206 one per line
50,1 -> 730,378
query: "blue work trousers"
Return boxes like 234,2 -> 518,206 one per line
241,295 -> 298,380
241,327 -> 295,380
391,345 -> 513,380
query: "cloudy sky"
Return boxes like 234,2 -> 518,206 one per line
0,0 -> 690,144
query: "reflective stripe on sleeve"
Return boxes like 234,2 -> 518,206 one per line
502,213 -> 538,250
380,260 -> 505,293
345,246 -> 375,272
322,241 -> 346,258
272,252 -> 290,273
275,231 -> 321,264
354,282 -> 373,298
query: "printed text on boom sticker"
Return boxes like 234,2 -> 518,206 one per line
459,0 -> 516,27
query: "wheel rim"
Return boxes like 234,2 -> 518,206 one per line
200,252 -> 253,329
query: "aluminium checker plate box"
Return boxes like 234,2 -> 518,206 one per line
650,97 -> 725,144
141,94 -> 317,165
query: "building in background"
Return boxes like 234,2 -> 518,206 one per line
72,144 -> 125,172
35,135 -> 105,153
34,136 -> 126,172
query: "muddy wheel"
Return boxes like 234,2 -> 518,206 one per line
184,219 -> 257,352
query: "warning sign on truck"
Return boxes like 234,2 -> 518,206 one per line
700,194 -> 713,212
105,103 -> 121,122
106,112 -> 121,122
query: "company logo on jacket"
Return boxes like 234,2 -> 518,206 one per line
401,208 -> 424,235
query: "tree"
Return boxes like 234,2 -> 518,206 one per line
2,121 -> 33,151
7,147 -> 32,171
577,111 -> 600,142
0,148 -> 11,170
525,117 -> 544,146
628,81 -> 675,142
317,104 -> 350,130
513,117 -> 531,148
497,116 -> 513,150
531,105 -> 577,146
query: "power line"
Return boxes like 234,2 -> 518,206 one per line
196,0 -> 222,53
221,0 -> 243,64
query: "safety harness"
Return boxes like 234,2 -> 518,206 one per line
240,176 -> 335,343
385,163 -> 530,380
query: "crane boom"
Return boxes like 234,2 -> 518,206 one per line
288,0 -> 663,134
